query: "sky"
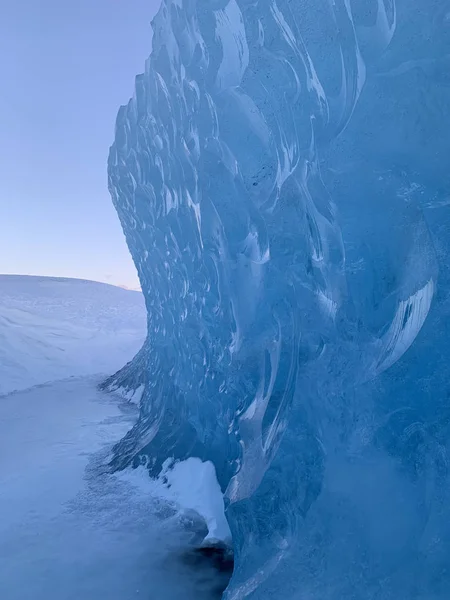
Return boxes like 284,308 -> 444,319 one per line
0,0 -> 160,289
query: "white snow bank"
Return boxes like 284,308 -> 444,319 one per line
0,275 -> 147,395
119,458 -> 232,545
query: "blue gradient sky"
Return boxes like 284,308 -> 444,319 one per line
0,1 -> 160,288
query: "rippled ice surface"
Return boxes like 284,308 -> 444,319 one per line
107,0 -> 450,597
0,378 -> 229,600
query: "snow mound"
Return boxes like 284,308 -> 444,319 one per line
118,458 -> 232,546
0,275 -> 146,395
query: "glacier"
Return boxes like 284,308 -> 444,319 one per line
106,0 -> 450,598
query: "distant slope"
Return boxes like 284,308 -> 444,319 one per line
0,275 -> 147,395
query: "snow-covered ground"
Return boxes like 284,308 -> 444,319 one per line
0,275 -> 147,396
0,275 -> 231,599
0,377 -> 231,600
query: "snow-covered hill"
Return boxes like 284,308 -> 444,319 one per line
0,275 -> 146,395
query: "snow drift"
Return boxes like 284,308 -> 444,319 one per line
0,275 -> 146,396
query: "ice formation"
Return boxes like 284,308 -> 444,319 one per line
106,0 -> 450,597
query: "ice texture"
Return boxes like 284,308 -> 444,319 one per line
107,0 -> 450,597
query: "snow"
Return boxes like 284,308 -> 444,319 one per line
119,458 -> 232,545
0,377 -> 230,600
0,275 -> 147,396
116,383 -> 146,404
0,274 -> 231,598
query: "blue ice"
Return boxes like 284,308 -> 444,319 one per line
107,1 -> 450,597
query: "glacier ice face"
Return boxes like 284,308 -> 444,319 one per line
107,0 -> 450,597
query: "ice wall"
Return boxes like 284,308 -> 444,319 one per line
107,0 -> 450,597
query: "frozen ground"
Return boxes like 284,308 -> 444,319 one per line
0,377 -> 231,600
0,276 -> 231,599
0,275 -> 147,396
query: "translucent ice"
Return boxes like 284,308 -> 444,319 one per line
107,0 -> 450,597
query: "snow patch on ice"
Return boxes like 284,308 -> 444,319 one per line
118,457 -> 232,545
109,383 -> 145,405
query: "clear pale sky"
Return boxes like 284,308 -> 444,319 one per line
0,0 -> 160,289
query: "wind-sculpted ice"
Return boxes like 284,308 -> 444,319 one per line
107,0 -> 450,597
